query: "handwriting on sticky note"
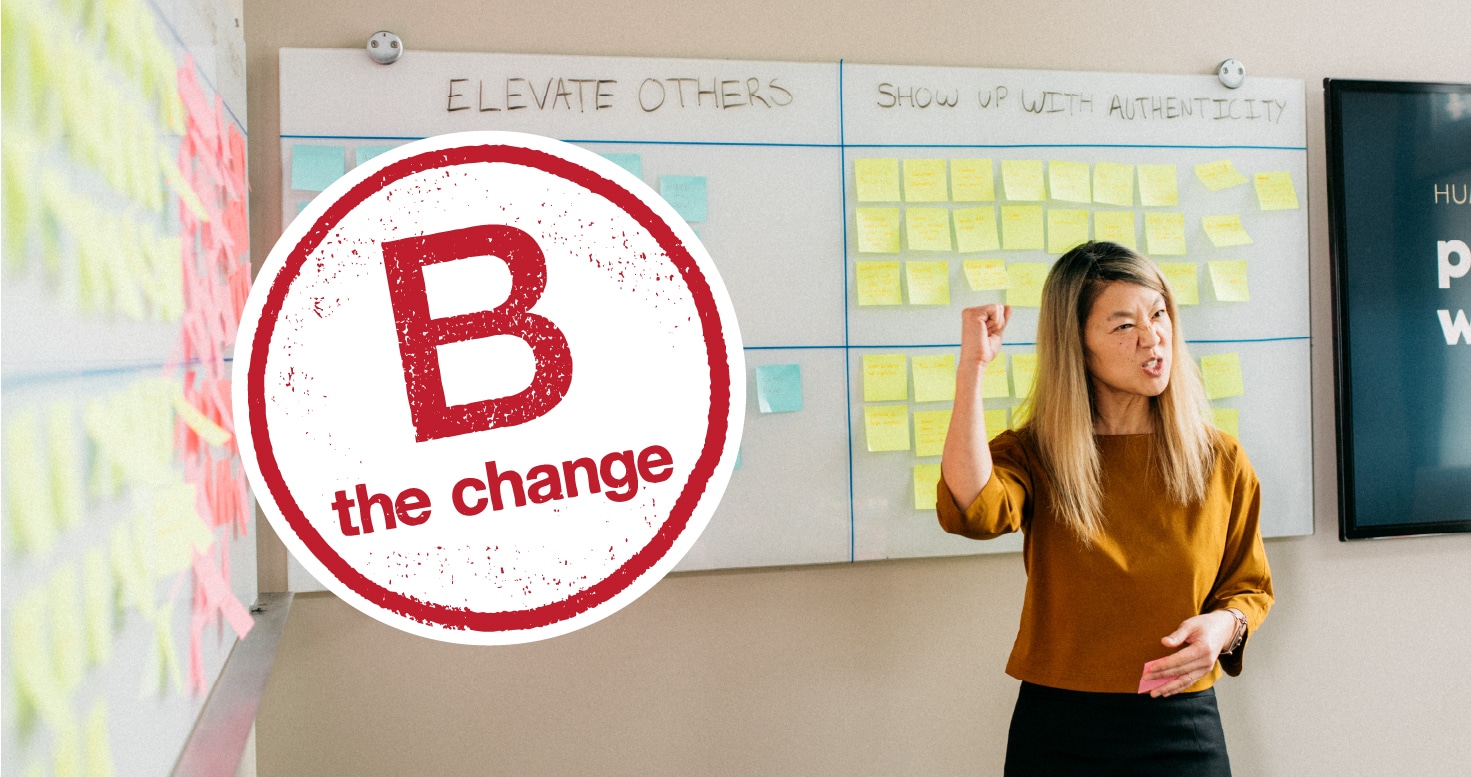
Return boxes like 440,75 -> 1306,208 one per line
954,207 -> 1001,253
1137,164 -> 1179,207
756,364 -> 804,413
1145,212 -> 1187,256
905,208 -> 953,251
912,354 -> 957,402
1202,215 -> 1253,248
914,410 -> 952,457
906,261 -> 951,305
913,464 -> 943,510
1011,352 -> 1039,399
1195,159 -> 1247,191
1048,160 -> 1091,203
1093,162 -> 1135,207
1209,260 -> 1251,301
1212,407 -> 1240,437
983,354 -> 1009,399
600,152 -> 643,179
1253,171 -> 1299,210
950,158 -> 995,202
660,175 -> 708,222
984,408 -> 1009,440
1006,263 -> 1049,308
856,260 -> 902,305
903,158 -> 948,202
1002,160 -> 1046,201
855,208 -> 901,254
1158,262 -> 1199,305
963,258 -> 1008,291
1201,353 -> 1246,399
863,354 -> 908,402
1047,209 -> 1089,254
1139,658 -> 1179,694
1093,211 -> 1137,250
864,405 -> 911,452
854,158 -> 901,202
1001,205 -> 1045,250
291,145 -> 346,192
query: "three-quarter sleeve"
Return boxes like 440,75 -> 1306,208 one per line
936,431 -> 1035,540
1206,439 -> 1274,677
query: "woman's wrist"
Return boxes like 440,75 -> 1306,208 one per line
1219,608 -> 1247,655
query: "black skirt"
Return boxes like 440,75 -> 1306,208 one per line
1004,681 -> 1232,777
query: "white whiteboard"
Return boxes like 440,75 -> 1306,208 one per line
2,0 -> 256,774
277,49 -> 1310,585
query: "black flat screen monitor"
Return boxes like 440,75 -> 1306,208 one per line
1326,79 -> 1471,540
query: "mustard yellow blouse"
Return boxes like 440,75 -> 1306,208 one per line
937,430 -> 1273,694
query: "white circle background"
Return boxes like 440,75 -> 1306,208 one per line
233,132 -> 745,644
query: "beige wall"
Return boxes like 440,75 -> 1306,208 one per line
244,1 -> 1471,774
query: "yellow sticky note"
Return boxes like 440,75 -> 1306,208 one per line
1001,205 -> 1045,250
905,208 -> 953,251
951,158 -> 995,201
984,408 -> 1010,440
1213,407 -> 1240,437
1209,260 -> 1251,302
963,258 -> 1008,291
914,410 -> 952,457
903,159 -> 949,202
1202,215 -> 1254,248
82,548 -> 113,667
856,261 -> 902,305
856,208 -> 901,253
1145,212 -> 1187,256
1006,263 -> 1049,308
854,158 -> 901,202
913,464 -> 943,510
863,354 -> 908,402
1253,171 -> 1299,210
912,354 -> 957,402
1201,353 -> 1246,399
4,411 -> 56,556
864,405 -> 911,452
1011,352 -> 1039,399
10,587 -> 68,730
47,403 -> 83,530
1093,211 -> 1137,250
1158,262 -> 1199,306
84,700 -> 115,777
50,564 -> 86,694
953,207 -> 1001,253
1047,209 -> 1090,254
1002,160 -> 1046,201
1137,164 -> 1179,207
1048,160 -> 1091,203
1093,162 -> 1136,207
906,261 -> 951,305
1195,159 -> 1248,191
146,603 -> 183,698
983,354 -> 1009,398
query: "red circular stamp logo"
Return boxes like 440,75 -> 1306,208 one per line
235,132 -> 744,643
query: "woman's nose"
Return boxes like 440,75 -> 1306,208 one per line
1139,321 -> 1162,347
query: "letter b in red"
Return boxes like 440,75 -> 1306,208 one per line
382,225 -> 572,442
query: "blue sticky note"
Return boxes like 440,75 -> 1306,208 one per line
296,201 -> 310,213
660,175 -> 708,222
292,145 -> 346,191
601,153 -> 643,179
734,449 -> 742,469
354,145 -> 398,167
755,364 -> 803,413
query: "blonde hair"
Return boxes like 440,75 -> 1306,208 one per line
1015,241 -> 1216,546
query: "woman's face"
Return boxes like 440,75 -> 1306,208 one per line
1082,281 -> 1172,399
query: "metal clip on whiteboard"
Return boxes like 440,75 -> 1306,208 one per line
367,31 -> 403,64
1217,59 -> 1246,89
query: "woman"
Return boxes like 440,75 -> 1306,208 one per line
937,241 -> 1272,776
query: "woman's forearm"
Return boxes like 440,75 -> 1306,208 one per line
940,357 -> 992,509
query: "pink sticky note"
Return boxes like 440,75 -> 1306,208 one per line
1138,658 -> 1179,694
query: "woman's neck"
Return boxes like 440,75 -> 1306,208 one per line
1092,384 -> 1153,435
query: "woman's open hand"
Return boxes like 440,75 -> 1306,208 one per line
958,304 -> 1011,369
1143,611 -> 1237,697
